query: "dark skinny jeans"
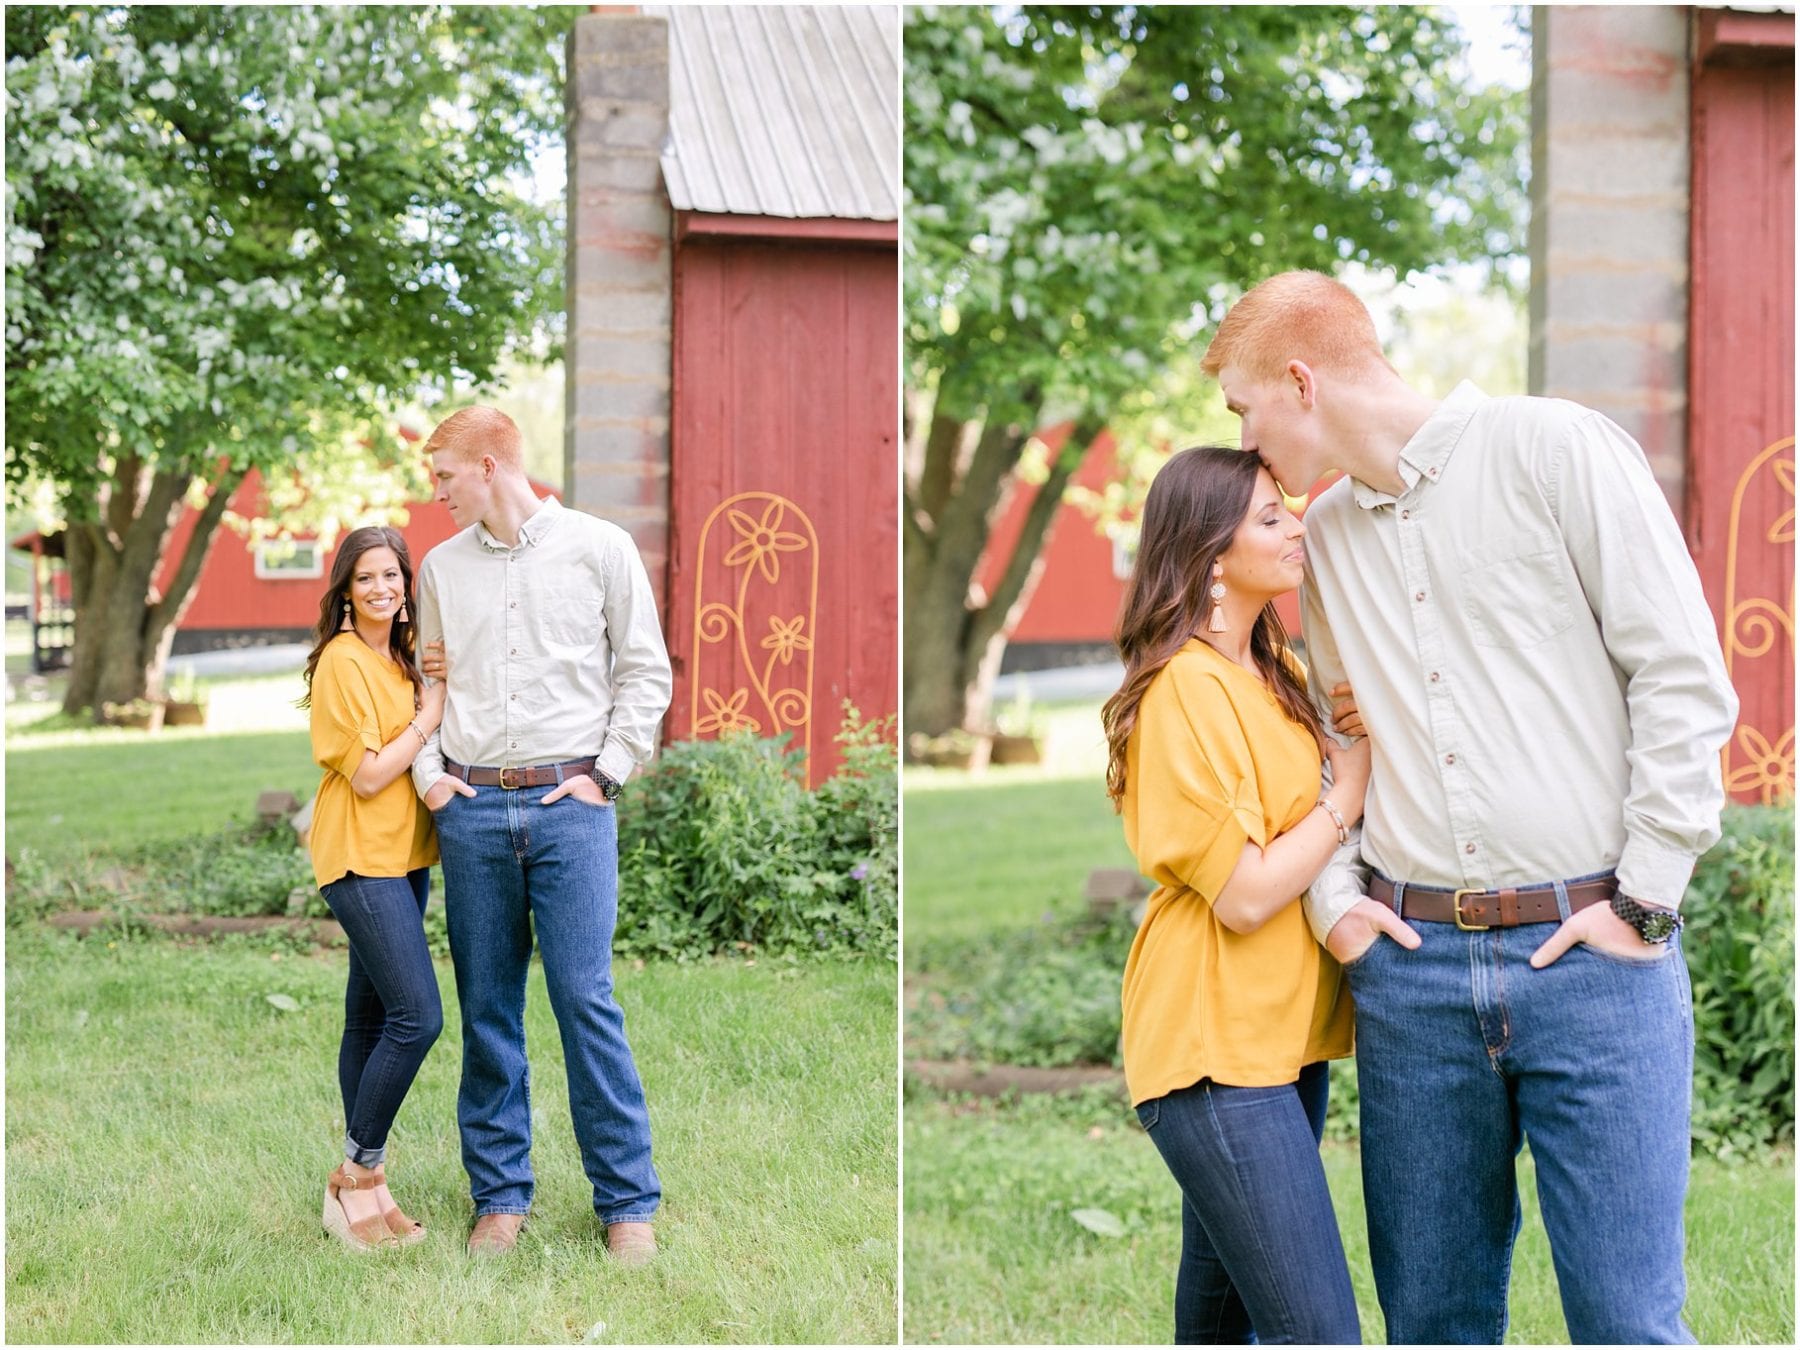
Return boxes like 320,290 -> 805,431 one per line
1136,1061 -> 1360,1345
320,868 -> 442,1166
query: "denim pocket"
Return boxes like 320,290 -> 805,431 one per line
1574,939 -> 1678,970
1135,1099 -> 1161,1132
1339,934 -> 1390,973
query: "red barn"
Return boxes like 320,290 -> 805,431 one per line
566,6 -> 898,783
10,467 -> 562,661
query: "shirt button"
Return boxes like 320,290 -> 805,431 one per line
1429,672 -> 1441,683
1401,510 -> 1410,520
1464,842 -> 1477,855
1414,591 -> 1426,602
511,693 -> 518,701
1428,467 -> 1439,478
509,648 -> 517,656
1445,753 -> 1456,765
510,601 -> 517,609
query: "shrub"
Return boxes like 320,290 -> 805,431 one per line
615,705 -> 898,961
6,820 -> 314,923
908,908 -> 1138,1067
1681,804 -> 1795,1159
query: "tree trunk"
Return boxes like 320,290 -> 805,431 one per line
60,461 -> 242,717
902,394 -> 1105,745
61,524 -> 113,714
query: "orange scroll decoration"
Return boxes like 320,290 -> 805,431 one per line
1721,437 -> 1795,803
691,493 -> 820,780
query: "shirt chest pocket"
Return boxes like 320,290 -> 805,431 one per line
540,579 -> 601,647
1457,532 -> 1577,649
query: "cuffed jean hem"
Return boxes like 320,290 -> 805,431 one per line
600,1209 -> 659,1225
473,1205 -> 533,1217
345,1132 -> 387,1168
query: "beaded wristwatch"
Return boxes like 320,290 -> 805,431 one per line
1611,892 -> 1683,944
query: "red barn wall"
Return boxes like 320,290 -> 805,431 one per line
1687,12 -> 1795,804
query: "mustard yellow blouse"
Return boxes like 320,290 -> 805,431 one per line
309,633 -> 438,889
1120,639 -> 1354,1104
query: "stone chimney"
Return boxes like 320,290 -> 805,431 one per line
565,9 -> 673,611
1529,5 -> 1690,506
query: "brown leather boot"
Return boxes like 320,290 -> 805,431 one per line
606,1221 -> 656,1266
467,1211 -> 527,1257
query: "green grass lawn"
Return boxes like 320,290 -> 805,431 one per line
5,665 -> 317,861
902,1093 -> 1794,1345
6,668 -> 898,1343
903,697 -> 1796,1345
6,932 -> 898,1344
903,697 -> 1128,945
6,726 -> 317,861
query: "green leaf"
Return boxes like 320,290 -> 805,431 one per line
1071,1206 -> 1126,1238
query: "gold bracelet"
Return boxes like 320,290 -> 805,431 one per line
1318,796 -> 1349,845
408,720 -> 428,747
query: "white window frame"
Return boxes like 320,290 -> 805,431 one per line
252,538 -> 324,580
1110,531 -> 1137,582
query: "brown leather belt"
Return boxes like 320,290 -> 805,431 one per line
1368,874 -> 1617,931
445,757 -> 596,789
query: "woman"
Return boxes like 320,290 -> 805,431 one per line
301,525 -> 445,1252
1101,446 -> 1370,1344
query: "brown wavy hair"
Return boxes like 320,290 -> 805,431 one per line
298,525 -> 423,709
1101,446 -> 1323,808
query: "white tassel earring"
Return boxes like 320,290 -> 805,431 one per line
1207,561 -> 1228,633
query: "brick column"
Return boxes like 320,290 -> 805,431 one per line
1528,5 -> 1690,506
565,12 -> 673,612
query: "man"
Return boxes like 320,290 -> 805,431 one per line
410,405 -> 671,1263
1202,271 -> 1737,1343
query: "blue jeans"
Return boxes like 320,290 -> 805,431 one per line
1344,907 -> 1695,1344
1136,1061 -> 1361,1345
321,868 -> 443,1167
432,783 -> 659,1223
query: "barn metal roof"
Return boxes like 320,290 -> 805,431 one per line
644,5 -> 899,221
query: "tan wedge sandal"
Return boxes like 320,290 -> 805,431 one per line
372,1171 -> 427,1247
322,1164 -> 402,1252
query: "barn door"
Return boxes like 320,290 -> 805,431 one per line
666,232 -> 898,784
1688,17 -> 1795,804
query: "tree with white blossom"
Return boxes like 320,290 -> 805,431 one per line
903,4 -> 1527,742
5,5 -> 572,716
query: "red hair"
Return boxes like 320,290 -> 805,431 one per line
1201,270 -> 1394,384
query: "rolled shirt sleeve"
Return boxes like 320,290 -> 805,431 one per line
1132,662 -> 1269,905
312,647 -> 384,782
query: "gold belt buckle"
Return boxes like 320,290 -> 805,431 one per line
498,766 -> 521,790
1453,888 -> 1490,931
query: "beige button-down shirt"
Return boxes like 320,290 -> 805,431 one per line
410,495 -> 672,798
1299,382 -> 1738,943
